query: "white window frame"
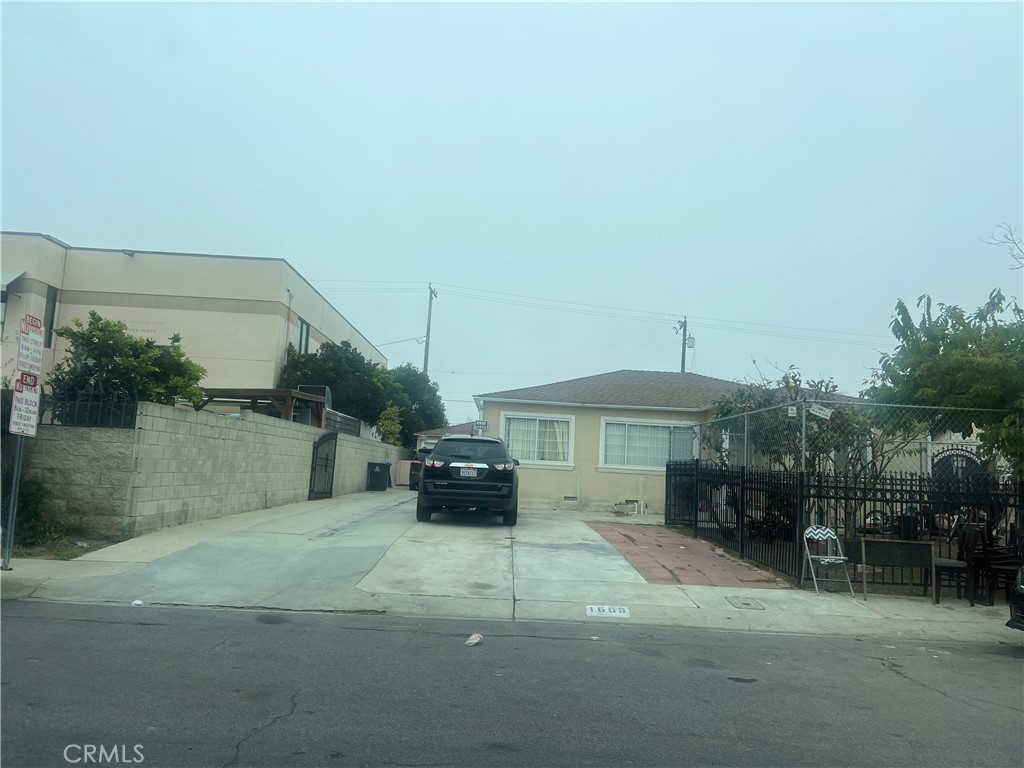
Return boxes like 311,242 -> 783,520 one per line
599,417 -> 692,473
499,411 -> 575,468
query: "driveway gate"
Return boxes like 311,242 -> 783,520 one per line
308,432 -> 337,500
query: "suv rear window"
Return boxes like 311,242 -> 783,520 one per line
432,440 -> 508,462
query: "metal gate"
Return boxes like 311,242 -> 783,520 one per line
308,432 -> 337,500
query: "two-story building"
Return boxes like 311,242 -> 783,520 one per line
1,232 -> 384,389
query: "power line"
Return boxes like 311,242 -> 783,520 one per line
432,284 -> 888,344
376,336 -> 425,347
435,283 -> 893,341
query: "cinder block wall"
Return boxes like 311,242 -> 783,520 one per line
333,433 -> 410,495
128,403 -> 321,537
8,402 -> 413,541
15,427 -> 135,539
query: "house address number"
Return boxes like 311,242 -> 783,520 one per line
585,605 -> 631,618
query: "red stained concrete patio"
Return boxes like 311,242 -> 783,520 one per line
588,522 -> 788,589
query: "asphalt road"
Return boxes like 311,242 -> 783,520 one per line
2,601 -> 1022,768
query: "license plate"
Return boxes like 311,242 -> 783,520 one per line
460,467 -> 477,478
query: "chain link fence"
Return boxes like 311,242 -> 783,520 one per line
671,401 -> 1014,481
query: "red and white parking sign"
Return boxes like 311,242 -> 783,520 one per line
8,315 -> 43,437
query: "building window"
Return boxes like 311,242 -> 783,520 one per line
601,419 -> 674,469
44,286 -> 59,349
501,413 -> 573,464
297,317 -> 310,354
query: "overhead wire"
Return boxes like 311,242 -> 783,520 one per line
313,279 -> 894,350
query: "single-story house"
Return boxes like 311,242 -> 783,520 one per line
474,370 -> 741,514
414,421 -> 477,451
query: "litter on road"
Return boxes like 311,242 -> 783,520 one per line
465,633 -> 483,647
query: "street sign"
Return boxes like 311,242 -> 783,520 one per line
809,404 -> 835,420
474,420 -> 487,430
16,317 -> 43,377
4,313 -> 44,569
8,379 -> 39,437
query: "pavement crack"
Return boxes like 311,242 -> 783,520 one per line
223,691 -> 299,768
877,660 -> 999,712
509,530 -> 517,621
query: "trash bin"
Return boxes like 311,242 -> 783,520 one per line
898,516 -> 918,540
366,462 -> 389,491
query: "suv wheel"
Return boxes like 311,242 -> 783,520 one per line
416,499 -> 432,523
502,504 -> 518,527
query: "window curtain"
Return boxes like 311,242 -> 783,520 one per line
605,422 -> 671,467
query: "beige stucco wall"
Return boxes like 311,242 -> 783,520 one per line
1,233 -> 69,377
478,400 -> 707,514
0,233 -> 385,390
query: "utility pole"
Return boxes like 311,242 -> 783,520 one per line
674,318 -> 694,373
680,317 -> 687,373
423,283 -> 438,375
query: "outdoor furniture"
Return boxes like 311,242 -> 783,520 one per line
932,524 -> 986,606
860,539 -> 932,601
980,525 -> 1023,606
801,525 -> 855,597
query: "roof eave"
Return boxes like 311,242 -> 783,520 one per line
474,396 -> 714,414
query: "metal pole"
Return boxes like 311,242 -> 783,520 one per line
2,435 -> 26,570
422,284 -> 438,376
681,317 -> 688,373
743,413 -> 749,467
801,403 -> 808,474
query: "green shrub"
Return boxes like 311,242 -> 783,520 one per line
0,470 -> 64,546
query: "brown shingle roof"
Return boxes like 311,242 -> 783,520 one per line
415,420 -> 477,437
475,370 -> 743,411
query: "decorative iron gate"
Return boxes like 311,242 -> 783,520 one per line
308,432 -> 337,500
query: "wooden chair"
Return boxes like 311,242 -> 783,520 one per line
932,524 -> 985,606
801,525 -> 855,597
981,525 -> 1023,606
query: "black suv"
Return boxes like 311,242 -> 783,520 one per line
416,435 -> 520,526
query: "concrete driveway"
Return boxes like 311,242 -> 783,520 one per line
1,491 -> 1015,642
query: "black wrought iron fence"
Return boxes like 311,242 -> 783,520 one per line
666,460 -> 1021,587
40,391 -> 138,429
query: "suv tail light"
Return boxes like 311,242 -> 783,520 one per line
425,458 -> 447,469
492,462 -> 515,471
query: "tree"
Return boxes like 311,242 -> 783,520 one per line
984,223 -> 1024,270
279,341 -> 387,425
47,311 -> 206,406
386,364 -> 446,448
865,289 -> 1024,479
376,403 -> 402,446
278,346 -> 446,448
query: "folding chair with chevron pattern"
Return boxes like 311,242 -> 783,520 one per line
801,525 -> 855,597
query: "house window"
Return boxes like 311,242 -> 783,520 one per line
297,317 -> 310,354
501,413 -> 573,464
44,285 -> 59,348
602,420 -> 674,469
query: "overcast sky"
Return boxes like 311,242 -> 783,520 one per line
4,2 -> 1022,423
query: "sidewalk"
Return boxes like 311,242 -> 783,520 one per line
1,497 -> 1020,644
